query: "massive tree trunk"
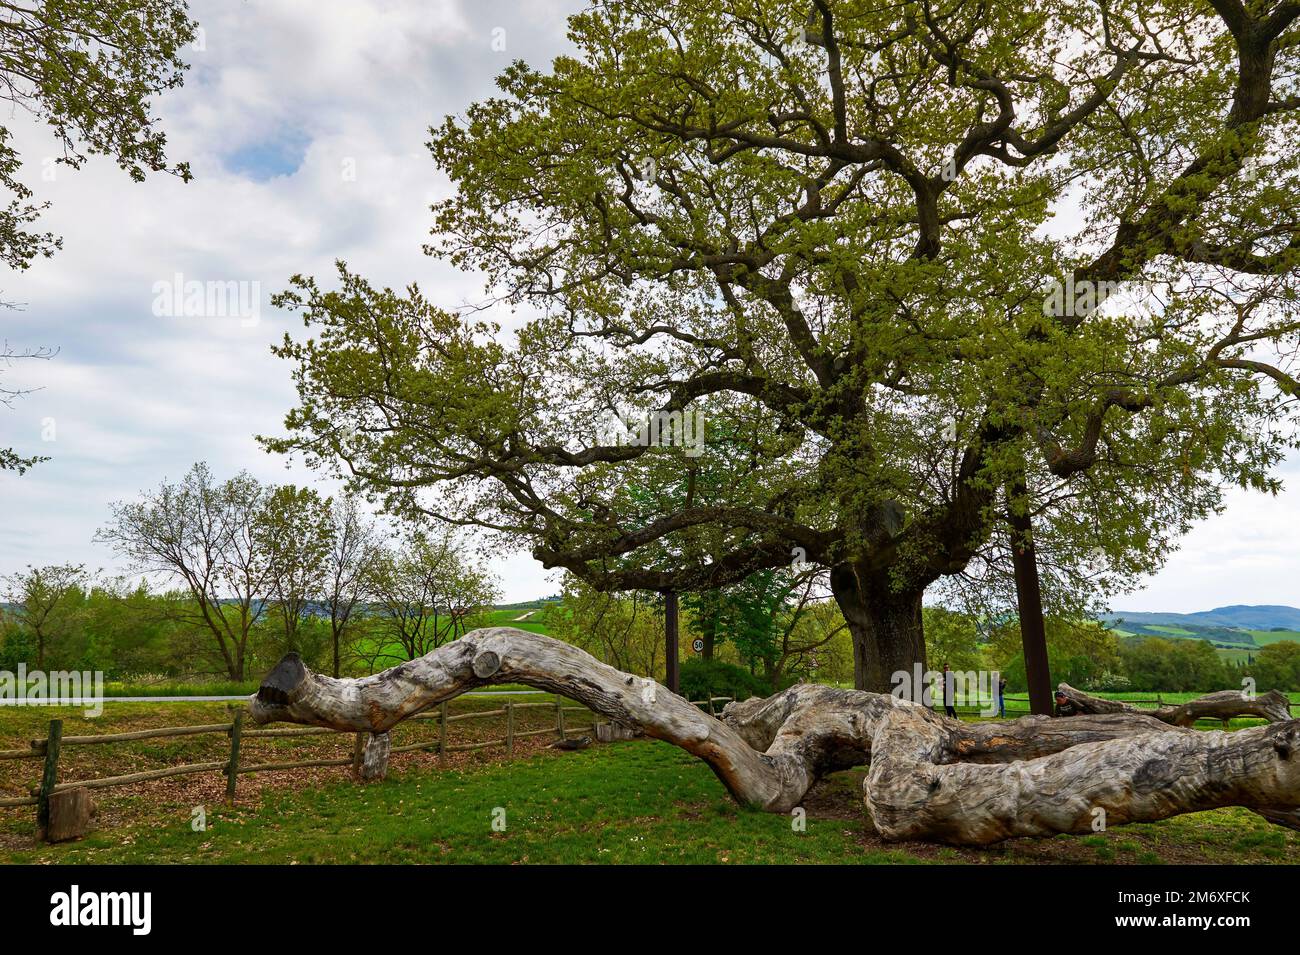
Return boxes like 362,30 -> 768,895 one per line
248,627 -> 1300,845
829,565 -> 926,693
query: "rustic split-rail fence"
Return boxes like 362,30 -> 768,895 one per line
3,690 -> 1291,841
0,694 -> 736,840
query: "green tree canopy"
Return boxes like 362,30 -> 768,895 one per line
267,0 -> 1300,691
0,562 -> 88,667
1247,639 -> 1300,691
1118,635 -> 1228,692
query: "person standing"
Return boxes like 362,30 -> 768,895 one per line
942,663 -> 957,718
997,675 -> 1008,718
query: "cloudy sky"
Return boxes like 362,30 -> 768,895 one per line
0,0 -> 1296,611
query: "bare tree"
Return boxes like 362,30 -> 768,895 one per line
362,529 -> 498,667
258,484 -> 332,655
322,497 -> 378,677
97,463 -> 272,680
0,339 -> 55,473
762,572 -> 848,688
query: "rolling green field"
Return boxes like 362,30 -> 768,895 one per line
346,607 -> 554,668
484,608 -> 552,635
1104,622 -> 1300,663
1247,630 -> 1300,646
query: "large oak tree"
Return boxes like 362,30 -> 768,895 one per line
267,0 -> 1300,691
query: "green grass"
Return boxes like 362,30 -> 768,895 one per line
960,690 -> 1298,729
1218,647 -> 1256,664
100,680 -> 260,697
484,608 -> 551,635
346,608 -> 553,666
1,743 -> 889,864
5,740 -> 1298,865
0,697 -> 595,842
1246,630 -> 1300,646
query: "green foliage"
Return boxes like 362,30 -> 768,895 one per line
987,617 -> 1123,691
0,627 -> 37,672
359,527 -> 499,666
0,0 -> 195,270
922,607 -> 983,674
97,463 -> 273,680
546,578 -> 667,678
264,0 -> 1300,694
1247,641 -> 1300,692
683,569 -> 797,670
1119,637 -> 1230,693
679,658 -> 773,702
0,563 -> 89,667
258,484 -> 333,653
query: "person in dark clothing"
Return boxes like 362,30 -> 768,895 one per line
997,675 -> 1008,718
942,663 -> 957,718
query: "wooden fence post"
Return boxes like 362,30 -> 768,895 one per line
352,732 -> 365,778
438,702 -> 448,768
505,701 -> 515,758
224,710 -> 244,803
36,718 -> 63,839
555,698 -> 566,740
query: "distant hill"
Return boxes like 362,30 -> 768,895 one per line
493,598 -> 562,612
1101,605 -> 1300,630
1099,605 -> 1300,663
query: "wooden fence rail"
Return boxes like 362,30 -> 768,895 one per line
3,691 -> 1290,833
0,694 -> 735,839
945,695 -> 1298,715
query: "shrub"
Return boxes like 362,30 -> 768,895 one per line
679,659 -> 772,703
0,629 -> 37,670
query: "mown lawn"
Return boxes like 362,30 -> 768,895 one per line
4,736 -> 1298,865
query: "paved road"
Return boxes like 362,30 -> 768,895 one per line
0,689 -> 549,705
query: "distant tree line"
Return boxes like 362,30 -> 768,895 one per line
5,462 -> 1296,698
945,613 -> 1300,695
549,576 -> 1300,698
0,463 -> 498,680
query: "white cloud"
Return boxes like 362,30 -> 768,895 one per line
0,0 -> 1295,614
0,0 -> 572,600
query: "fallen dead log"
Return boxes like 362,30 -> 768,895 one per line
1055,683 -> 1292,726
247,627 -> 1300,846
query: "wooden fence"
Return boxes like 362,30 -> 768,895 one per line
0,695 -> 736,829
946,694 -> 1298,717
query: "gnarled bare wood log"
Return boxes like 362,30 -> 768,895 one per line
248,628 -> 1300,845
1057,683 -> 1292,726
